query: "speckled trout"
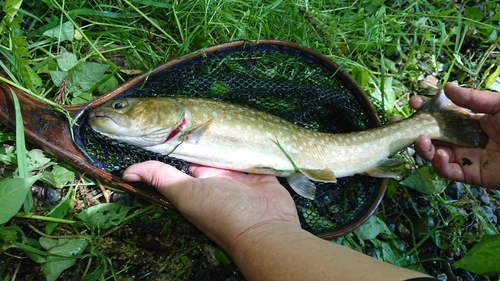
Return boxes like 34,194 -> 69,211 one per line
88,91 -> 488,199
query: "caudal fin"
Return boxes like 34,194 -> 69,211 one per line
419,90 -> 488,148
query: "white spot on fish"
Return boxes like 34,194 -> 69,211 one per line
226,115 -> 232,120
236,125 -> 242,130
258,124 -> 264,129
238,114 -> 243,119
246,125 -> 252,130
212,112 -> 218,117
193,107 -> 199,111
202,113 -> 208,118
292,135 -> 298,140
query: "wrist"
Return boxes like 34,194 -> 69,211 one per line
222,221 -> 310,264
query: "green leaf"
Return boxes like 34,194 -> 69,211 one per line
454,234 -> 500,275
68,62 -> 110,98
11,241 -> 50,261
2,0 -> 23,26
383,57 -> 398,73
352,66 -> 370,88
487,78 -> 500,92
485,65 -> 500,89
70,91 -> 93,104
97,75 -> 119,94
41,237 -> 89,281
49,70 -> 69,87
399,166 -> 449,194
489,29 -> 498,43
56,51 -> 78,72
27,149 -> 52,172
354,215 -> 391,240
0,176 -> 42,224
43,21 -> 74,42
464,6 -> 483,21
76,203 -> 133,230
45,188 -> 74,235
10,89 -> 34,212
41,165 -> 76,188
20,62 -> 43,89
214,247 -> 232,265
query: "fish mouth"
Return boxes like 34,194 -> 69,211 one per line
89,110 -> 118,124
88,109 -> 128,133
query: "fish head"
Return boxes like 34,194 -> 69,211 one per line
88,98 -> 185,146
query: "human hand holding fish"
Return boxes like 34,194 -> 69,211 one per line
412,83 -> 500,189
122,161 -> 434,281
123,161 -> 300,247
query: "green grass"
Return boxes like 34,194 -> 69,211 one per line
1,0 -> 500,280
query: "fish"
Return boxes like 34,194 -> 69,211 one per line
88,91 -> 488,200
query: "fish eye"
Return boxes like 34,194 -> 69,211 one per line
111,100 -> 127,109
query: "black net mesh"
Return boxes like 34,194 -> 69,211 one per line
73,43 -> 384,236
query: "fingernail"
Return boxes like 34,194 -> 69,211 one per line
122,173 -> 141,182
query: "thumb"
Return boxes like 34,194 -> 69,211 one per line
122,160 -> 195,202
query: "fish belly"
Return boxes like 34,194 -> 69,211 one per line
144,134 -> 298,177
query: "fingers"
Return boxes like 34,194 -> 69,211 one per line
431,149 -> 465,183
414,135 -> 435,161
444,83 -> 500,114
414,137 -> 466,182
409,95 -> 426,110
123,160 -> 196,202
410,83 -> 500,114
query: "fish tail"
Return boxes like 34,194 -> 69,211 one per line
419,90 -> 488,148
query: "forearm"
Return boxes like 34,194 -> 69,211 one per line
225,222 -> 432,281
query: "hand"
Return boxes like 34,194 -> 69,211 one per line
122,161 -> 432,281
122,161 -> 300,248
412,83 -> 500,188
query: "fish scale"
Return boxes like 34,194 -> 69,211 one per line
88,91 -> 488,200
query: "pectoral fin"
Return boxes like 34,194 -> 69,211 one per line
286,169 -> 336,200
181,119 -> 213,143
286,173 -> 317,200
360,158 -> 404,180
